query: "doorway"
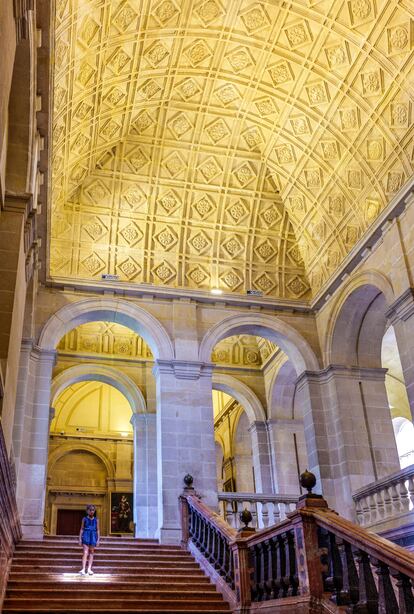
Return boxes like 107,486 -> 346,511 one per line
56,509 -> 85,535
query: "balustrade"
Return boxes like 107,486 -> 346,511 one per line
180,475 -> 414,613
218,492 -> 298,529
353,465 -> 414,529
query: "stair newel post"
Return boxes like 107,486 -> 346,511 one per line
231,537 -> 253,614
179,495 -> 190,549
390,570 -> 414,614
289,470 -> 328,600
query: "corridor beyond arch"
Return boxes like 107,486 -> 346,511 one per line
38,297 -> 174,360
199,313 -> 319,375
51,364 -> 147,415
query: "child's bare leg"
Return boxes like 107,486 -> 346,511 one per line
81,545 -> 88,572
87,547 -> 94,573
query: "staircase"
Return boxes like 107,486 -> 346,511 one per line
2,536 -> 230,613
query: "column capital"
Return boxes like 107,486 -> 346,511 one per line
266,418 -> 304,430
152,359 -> 214,380
31,345 -> 57,365
248,420 -> 268,434
385,287 -> 414,323
296,364 -> 387,389
130,412 -> 156,427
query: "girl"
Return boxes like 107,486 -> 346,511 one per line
79,504 -> 100,575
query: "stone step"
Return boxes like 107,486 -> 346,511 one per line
8,571 -> 215,590
2,598 -> 230,611
8,576 -> 216,595
15,540 -> 181,555
11,563 -> 203,574
13,551 -> 192,560
4,536 -> 230,613
2,604 -> 229,614
6,589 -> 223,600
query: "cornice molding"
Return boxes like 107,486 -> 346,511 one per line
153,360 -> 215,381
296,364 -> 388,390
385,287 -> 414,323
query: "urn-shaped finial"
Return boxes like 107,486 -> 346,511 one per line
239,508 -> 253,529
300,469 -> 317,494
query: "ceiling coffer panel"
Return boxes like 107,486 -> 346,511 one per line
50,0 -> 414,300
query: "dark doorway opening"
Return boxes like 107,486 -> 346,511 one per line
56,509 -> 85,535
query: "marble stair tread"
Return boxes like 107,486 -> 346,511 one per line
4,536 -> 231,614
2,605 -> 230,614
3,600 -> 229,611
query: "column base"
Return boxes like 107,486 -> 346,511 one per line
21,522 -> 44,539
155,526 -> 182,545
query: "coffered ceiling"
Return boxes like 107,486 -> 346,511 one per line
49,0 -> 414,300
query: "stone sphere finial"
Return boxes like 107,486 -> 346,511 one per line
239,508 -> 253,528
183,474 -> 194,488
300,469 -> 317,494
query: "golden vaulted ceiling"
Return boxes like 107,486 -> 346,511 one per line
50,0 -> 414,300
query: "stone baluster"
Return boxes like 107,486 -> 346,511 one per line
408,476 -> 414,509
355,498 -> 364,525
225,500 -> 234,527
390,482 -> 402,516
375,489 -> 385,521
383,486 -> 393,519
367,493 -> 378,525
398,478 -> 410,513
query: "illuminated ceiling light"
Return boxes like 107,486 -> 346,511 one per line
211,288 -> 223,295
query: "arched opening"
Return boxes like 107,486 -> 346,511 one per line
15,301 -> 170,539
47,447 -> 110,536
328,281 -> 403,498
208,319 -> 318,497
46,320 -> 154,536
392,417 -> 414,469
382,326 -> 414,469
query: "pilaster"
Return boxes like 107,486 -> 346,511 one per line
153,359 -> 217,544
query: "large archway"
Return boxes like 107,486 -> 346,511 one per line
15,300 -> 170,539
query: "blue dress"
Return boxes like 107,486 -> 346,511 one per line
82,516 -> 98,546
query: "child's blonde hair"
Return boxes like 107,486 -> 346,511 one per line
86,504 -> 96,515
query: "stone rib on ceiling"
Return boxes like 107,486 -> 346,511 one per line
50,0 -> 414,299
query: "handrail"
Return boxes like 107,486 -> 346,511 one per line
352,464 -> 414,529
218,492 -> 298,503
180,483 -> 414,613
311,507 -> 414,580
353,464 -> 414,499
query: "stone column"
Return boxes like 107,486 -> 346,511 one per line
295,371 -> 332,499
297,366 -> 399,520
130,413 -> 157,539
248,421 -> 274,493
0,200 -> 28,453
153,360 -> 217,544
12,338 -> 33,478
387,289 -> 414,423
16,346 -> 56,538
267,418 -> 306,495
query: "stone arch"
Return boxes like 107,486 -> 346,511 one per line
48,441 -> 115,480
212,373 -> 266,424
327,271 -> 395,367
38,297 -> 174,360
200,313 -> 319,375
51,364 -> 146,414
268,360 -> 298,420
